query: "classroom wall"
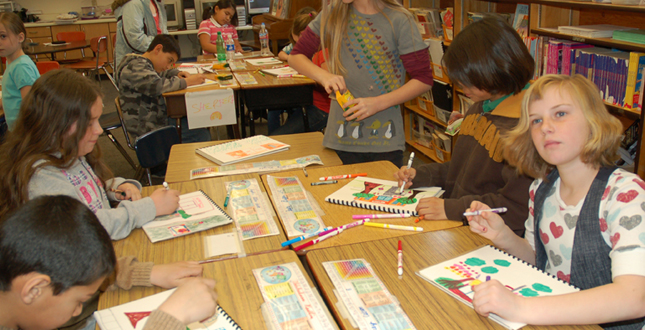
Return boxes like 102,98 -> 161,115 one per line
15,0 -> 114,22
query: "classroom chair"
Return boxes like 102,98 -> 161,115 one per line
99,111 -> 138,171
55,31 -> 86,61
35,61 -> 60,75
63,35 -> 118,91
135,126 -> 180,185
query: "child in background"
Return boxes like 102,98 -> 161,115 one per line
0,12 -> 39,131
0,69 -> 181,240
393,16 -> 533,234
198,0 -> 242,55
270,10 -> 330,135
112,0 -> 168,68
289,0 -> 433,167
0,195 -> 218,330
467,74 -> 645,328
117,34 -> 210,143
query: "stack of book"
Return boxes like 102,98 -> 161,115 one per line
613,29 -> 645,45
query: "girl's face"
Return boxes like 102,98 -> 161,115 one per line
460,85 -> 496,103
0,23 -> 24,59
75,97 -> 104,157
528,87 -> 590,170
213,6 -> 235,25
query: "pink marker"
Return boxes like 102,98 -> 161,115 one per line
293,229 -> 341,252
352,213 -> 412,220
318,219 -> 369,236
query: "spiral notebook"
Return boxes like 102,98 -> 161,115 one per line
142,190 -> 233,243
195,135 -> 290,165
324,177 -> 443,216
95,288 -> 242,330
416,245 -> 579,330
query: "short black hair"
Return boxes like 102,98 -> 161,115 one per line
442,15 -> 534,96
0,196 -> 116,295
147,34 -> 181,58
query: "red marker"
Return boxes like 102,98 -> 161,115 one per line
397,240 -> 403,276
319,173 -> 367,181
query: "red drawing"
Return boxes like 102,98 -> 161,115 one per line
125,311 -> 151,328
549,222 -> 564,239
539,229 -> 549,244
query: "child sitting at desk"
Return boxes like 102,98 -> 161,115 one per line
0,12 -> 39,131
198,0 -> 243,55
117,34 -> 210,143
0,195 -> 218,330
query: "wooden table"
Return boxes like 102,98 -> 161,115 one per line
98,250 -> 337,330
306,226 -> 601,330
162,72 -> 242,140
25,40 -> 90,59
165,131 -> 343,183
261,161 -> 463,254
113,176 -> 287,264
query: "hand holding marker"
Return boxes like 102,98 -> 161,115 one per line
463,207 -> 507,217
399,152 -> 415,194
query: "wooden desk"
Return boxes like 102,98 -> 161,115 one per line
25,40 -> 90,59
98,250 -> 335,330
261,161 -> 462,253
113,176 -> 287,264
165,131 -> 343,183
306,226 -> 601,330
237,70 -> 315,137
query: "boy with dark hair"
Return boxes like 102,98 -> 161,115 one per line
394,16 -> 534,236
0,196 -> 218,330
117,34 -> 211,143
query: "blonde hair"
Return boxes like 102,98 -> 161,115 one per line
319,0 -> 414,75
504,74 -> 623,179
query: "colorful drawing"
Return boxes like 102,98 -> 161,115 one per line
293,219 -> 320,233
261,265 -> 292,284
334,260 -> 372,280
240,222 -> 271,238
353,181 -> 424,205
267,175 -> 326,238
124,311 -> 151,328
226,179 -> 280,240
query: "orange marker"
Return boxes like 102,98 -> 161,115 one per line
414,215 -> 424,223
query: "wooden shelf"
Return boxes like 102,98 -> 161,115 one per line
404,102 -> 448,127
405,138 -> 445,163
531,28 -> 645,53
487,0 -> 645,13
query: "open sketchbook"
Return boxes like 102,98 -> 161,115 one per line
142,190 -> 233,242
324,177 -> 443,216
416,245 -> 579,330
95,288 -> 242,330
195,135 -> 290,165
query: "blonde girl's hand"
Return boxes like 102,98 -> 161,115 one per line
472,279 -> 525,321
150,188 -> 180,216
394,166 -> 417,190
116,183 -> 142,201
466,201 -> 508,241
320,72 -> 346,94
150,261 -> 203,289
343,96 -> 382,121
158,277 -> 218,325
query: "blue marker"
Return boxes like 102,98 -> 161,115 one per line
281,227 -> 332,247
223,184 -> 232,207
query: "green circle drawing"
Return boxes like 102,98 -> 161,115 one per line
480,266 -> 499,274
532,283 -> 553,293
493,259 -> 511,267
519,288 -> 539,297
464,257 -> 486,266
396,197 -> 417,204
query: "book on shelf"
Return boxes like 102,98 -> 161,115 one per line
195,135 -> 290,165
94,288 -> 242,330
613,29 -> 645,45
324,176 -> 443,215
431,79 -> 453,113
142,190 -> 233,243
626,52 -> 645,110
635,62 -> 645,110
416,245 -> 579,330
512,4 -> 529,38
557,24 -> 637,38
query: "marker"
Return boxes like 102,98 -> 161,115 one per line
399,152 -> 415,194
277,74 -> 306,78
414,215 -> 424,223
318,219 -> 369,237
352,213 -> 412,220
109,188 -> 126,197
223,184 -> 232,207
293,229 -> 341,252
319,173 -> 367,181
397,240 -> 403,276
163,182 -> 169,190
193,65 -> 202,74
311,180 -> 338,186
463,207 -> 508,217
281,226 -> 333,247
303,167 -> 308,177
364,222 -> 423,232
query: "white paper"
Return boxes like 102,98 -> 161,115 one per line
186,79 -> 218,89
205,233 -> 240,257
185,89 -> 237,129
245,57 -> 282,66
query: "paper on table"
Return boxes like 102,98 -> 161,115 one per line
186,79 -> 218,89
204,232 -> 240,257
245,57 -> 282,66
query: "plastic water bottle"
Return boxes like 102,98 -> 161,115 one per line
259,23 -> 270,56
225,33 -> 235,61
216,31 -> 226,62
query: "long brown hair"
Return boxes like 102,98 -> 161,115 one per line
0,12 -> 27,51
0,69 -> 111,218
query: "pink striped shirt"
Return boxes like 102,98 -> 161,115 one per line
198,18 -> 238,55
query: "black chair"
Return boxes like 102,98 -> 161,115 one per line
99,111 -> 138,171
135,126 -> 180,185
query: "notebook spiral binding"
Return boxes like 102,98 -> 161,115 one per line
488,245 -> 579,290
218,305 -> 243,330
198,189 -> 234,221
325,198 -> 419,216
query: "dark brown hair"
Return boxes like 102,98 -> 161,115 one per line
289,9 -> 318,44
442,15 -> 534,96
0,69 -> 111,218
